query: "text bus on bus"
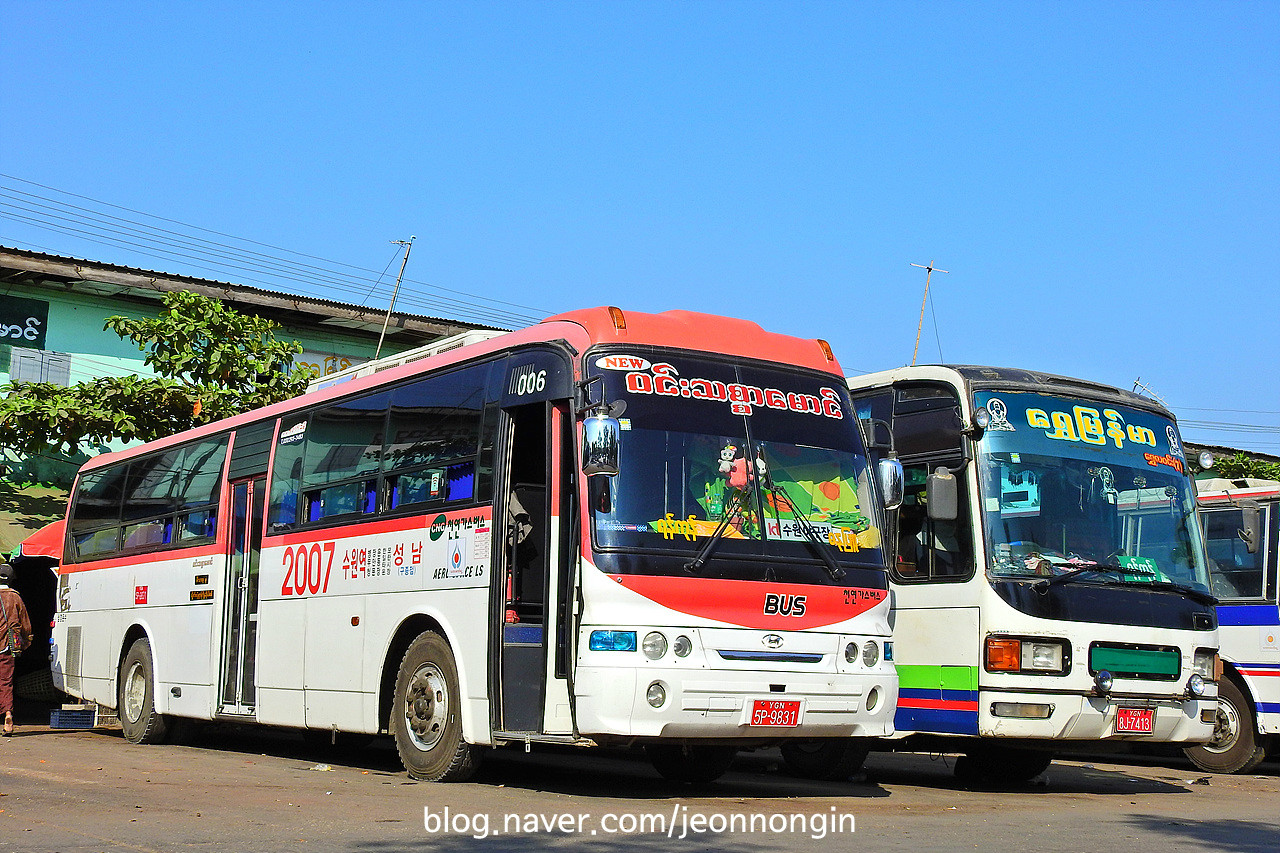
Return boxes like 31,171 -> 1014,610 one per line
818,365 -> 1218,783
1191,477 -> 1280,773
51,307 -> 903,782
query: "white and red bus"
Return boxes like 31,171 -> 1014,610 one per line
51,307 -> 903,782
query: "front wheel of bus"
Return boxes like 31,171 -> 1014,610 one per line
1184,677 -> 1266,774
780,738 -> 871,780
118,638 -> 170,744
392,632 -> 481,782
645,744 -> 737,784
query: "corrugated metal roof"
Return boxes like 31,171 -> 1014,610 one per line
0,244 -> 507,333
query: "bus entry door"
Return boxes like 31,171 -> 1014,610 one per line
219,476 -> 264,716
494,399 -> 576,737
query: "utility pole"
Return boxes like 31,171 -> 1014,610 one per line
910,260 -> 949,366
375,236 -> 415,359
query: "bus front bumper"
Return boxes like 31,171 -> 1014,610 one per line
978,690 -> 1216,742
572,665 -> 898,740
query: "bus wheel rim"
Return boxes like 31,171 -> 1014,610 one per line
123,662 -> 146,723
404,663 -> 448,752
1205,697 -> 1240,754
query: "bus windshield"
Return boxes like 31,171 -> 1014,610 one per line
588,352 -> 885,584
974,390 -> 1210,593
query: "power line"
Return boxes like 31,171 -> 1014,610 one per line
0,174 -> 551,328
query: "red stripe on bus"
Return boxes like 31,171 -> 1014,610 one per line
897,698 -> 980,711
611,574 -> 885,630
59,542 -> 224,573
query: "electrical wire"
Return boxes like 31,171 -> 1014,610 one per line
0,174 -> 551,328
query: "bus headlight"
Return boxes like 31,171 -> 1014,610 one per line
1024,641 -> 1065,672
672,635 -> 692,657
845,642 -> 858,663
985,636 -> 1069,674
1192,649 -> 1219,681
646,681 -> 667,708
589,630 -> 637,652
1094,670 -> 1114,695
862,641 -> 880,668
642,632 -> 668,660
1187,673 -> 1206,697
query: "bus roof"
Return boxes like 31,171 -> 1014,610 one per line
847,364 -> 1170,418
1196,478 -> 1280,504
75,306 -> 840,475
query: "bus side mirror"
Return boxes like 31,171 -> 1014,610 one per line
1239,503 -> 1260,554
927,467 -> 959,521
878,458 -> 904,511
582,411 -> 620,477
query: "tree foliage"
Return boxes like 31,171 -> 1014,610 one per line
0,290 -> 313,458
1202,451 -> 1280,482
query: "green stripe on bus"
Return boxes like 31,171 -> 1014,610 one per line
896,664 -> 979,691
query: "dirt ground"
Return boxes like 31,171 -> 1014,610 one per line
1,698 -> 1277,853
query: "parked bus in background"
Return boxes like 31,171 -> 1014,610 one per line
785,365 -> 1220,783
1190,477 -> 1280,773
51,307 -> 903,783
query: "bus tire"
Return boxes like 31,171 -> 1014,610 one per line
391,632 -> 480,782
780,738 -> 871,780
954,744 -> 1052,784
645,744 -> 736,784
118,638 -> 170,745
1184,676 -> 1266,774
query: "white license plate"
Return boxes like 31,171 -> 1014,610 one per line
750,699 -> 801,727
1116,707 -> 1155,734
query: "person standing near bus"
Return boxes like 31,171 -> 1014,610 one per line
0,561 -> 34,736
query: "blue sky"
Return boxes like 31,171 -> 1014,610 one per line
3,2 -> 1277,450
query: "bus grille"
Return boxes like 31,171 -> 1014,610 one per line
64,626 -> 83,693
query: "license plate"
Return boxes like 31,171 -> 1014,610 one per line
1116,707 -> 1155,734
750,699 -> 801,727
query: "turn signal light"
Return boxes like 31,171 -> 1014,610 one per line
986,638 -> 1022,671
607,306 -> 627,331
816,339 -> 835,362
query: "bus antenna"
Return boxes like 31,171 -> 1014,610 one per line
375,236 -> 416,359
1132,377 -> 1167,407
910,260 -> 949,366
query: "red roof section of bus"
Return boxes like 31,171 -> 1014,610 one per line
543,307 -> 840,374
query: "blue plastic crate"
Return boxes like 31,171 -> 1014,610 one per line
50,708 -> 97,729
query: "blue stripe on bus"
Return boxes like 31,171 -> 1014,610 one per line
895,706 -> 980,735
1258,703 -> 1280,714
1217,604 -> 1280,626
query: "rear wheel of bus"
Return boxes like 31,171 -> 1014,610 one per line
645,743 -> 737,783
780,738 -> 872,780
1184,676 -> 1266,774
118,637 -> 170,744
953,743 -> 1052,784
392,632 -> 481,782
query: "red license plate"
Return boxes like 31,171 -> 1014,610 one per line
1116,707 -> 1155,734
750,699 -> 801,727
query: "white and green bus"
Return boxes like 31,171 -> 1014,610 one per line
827,365 -> 1219,782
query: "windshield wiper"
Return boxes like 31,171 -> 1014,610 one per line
765,485 -> 846,581
1033,562 -> 1154,593
683,488 -> 749,574
1141,580 -> 1219,607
